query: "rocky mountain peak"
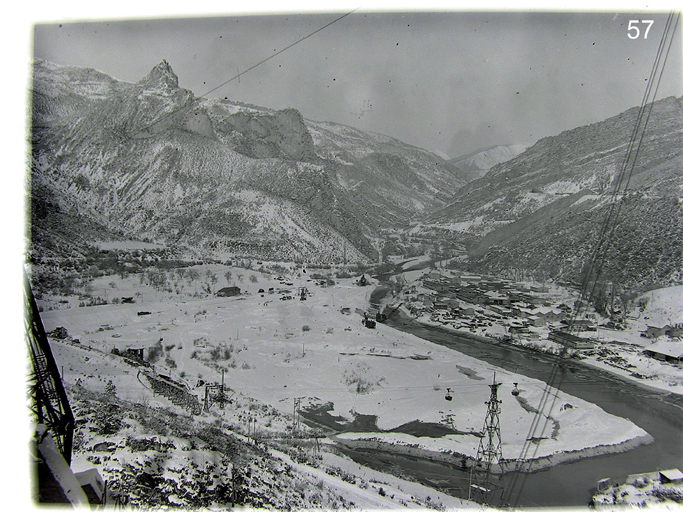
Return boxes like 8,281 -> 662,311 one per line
137,59 -> 180,91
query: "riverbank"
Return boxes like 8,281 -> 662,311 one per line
332,430 -> 654,475
406,311 -> 683,398
373,272 -> 683,398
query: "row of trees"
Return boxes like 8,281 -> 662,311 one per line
137,267 -> 259,296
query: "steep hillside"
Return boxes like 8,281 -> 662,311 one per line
29,59 -> 464,265
429,96 -> 682,236
307,121 -> 466,227
429,96 -> 683,297
469,193 -> 683,294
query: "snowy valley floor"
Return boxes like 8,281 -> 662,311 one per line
35,265 -> 660,507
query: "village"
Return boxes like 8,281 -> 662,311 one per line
388,265 -> 683,392
27,256 -> 683,508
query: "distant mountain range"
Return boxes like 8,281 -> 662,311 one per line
448,144 -> 528,182
29,59 -> 682,300
30,59 -> 466,264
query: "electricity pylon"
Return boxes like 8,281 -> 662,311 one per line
469,374 -> 505,507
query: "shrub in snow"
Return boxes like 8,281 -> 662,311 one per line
105,380 -> 117,397
146,340 -> 163,364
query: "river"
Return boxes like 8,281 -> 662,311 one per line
326,285 -> 683,507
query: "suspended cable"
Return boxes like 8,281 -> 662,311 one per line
129,9 -> 358,137
199,9 -> 358,98
503,11 -> 680,508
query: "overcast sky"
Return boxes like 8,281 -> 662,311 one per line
32,9 -> 682,158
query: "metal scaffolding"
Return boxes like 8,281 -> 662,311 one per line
25,273 -> 75,465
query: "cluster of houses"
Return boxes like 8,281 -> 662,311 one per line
595,468 -> 683,505
403,270 -> 600,350
400,270 -> 683,365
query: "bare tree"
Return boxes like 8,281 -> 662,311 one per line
186,268 -> 200,293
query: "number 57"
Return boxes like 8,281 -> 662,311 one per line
628,20 -> 654,39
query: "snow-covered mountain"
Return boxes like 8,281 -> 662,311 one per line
426,96 -> 683,295
448,144 -> 528,182
29,59 -> 465,264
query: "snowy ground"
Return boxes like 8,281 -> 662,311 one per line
591,471 -> 683,508
397,268 -> 683,396
39,264 -> 653,481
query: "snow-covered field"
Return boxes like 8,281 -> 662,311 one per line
39,265 -> 653,478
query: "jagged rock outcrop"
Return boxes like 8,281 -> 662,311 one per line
213,107 -> 316,160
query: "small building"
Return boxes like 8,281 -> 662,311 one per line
455,287 -> 485,304
216,286 -> 241,297
548,330 -> 597,350
626,469 -> 683,486
460,306 -> 479,317
642,340 -> 683,364
423,280 -> 450,292
527,315 -> 545,327
488,305 -> 512,316
530,284 -> 550,293
642,325 -> 670,338
442,297 -> 460,308
659,468 -> 683,484
530,307 -> 564,324
419,294 -> 435,309
560,319 -> 597,332
596,477 -> 611,492
484,290 -> 509,306
125,348 -> 144,361
509,325 -> 530,334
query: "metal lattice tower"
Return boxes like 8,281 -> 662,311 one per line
468,374 -> 505,506
25,273 -> 75,465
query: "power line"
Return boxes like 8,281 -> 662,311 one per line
503,11 -> 681,508
199,9 -> 359,98
129,9 -> 358,137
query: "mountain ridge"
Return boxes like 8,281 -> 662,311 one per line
29,59 -> 465,266
448,144 -> 528,183
426,95 -> 683,299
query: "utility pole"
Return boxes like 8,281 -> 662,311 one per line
469,373 -> 505,507
293,398 -> 302,431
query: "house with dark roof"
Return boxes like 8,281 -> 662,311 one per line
549,330 -> 597,350
216,286 -> 241,297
